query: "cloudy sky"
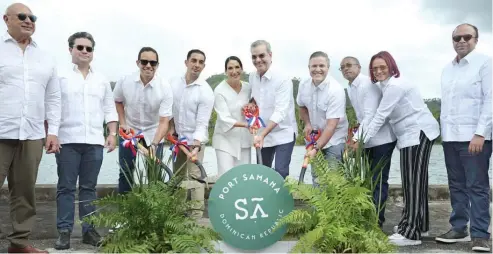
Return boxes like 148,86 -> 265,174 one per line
2,0 -> 491,99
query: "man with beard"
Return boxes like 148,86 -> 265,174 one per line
169,49 -> 214,219
0,3 -> 60,253
54,31 -> 118,250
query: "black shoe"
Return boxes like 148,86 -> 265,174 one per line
82,228 -> 102,247
54,229 -> 71,250
435,229 -> 471,243
472,238 -> 491,252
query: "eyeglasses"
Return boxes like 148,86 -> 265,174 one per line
452,34 -> 475,42
16,13 -> 37,23
140,60 -> 158,67
372,65 -> 388,73
75,45 -> 93,53
339,63 -> 359,71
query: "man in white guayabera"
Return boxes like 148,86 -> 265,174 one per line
435,23 -> 492,253
0,3 -> 61,253
248,40 -> 298,179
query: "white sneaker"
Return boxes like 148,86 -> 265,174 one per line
388,233 -> 422,246
393,225 -> 429,237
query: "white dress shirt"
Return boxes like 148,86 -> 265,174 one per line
348,73 -> 396,148
296,75 -> 348,149
0,32 -> 61,140
169,75 -> 214,144
440,51 -> 492,142
249,68 -> 298,147
212,80 -> 252,159
58,65 -> 118,145
113,71 -> 173,145
362,76 -> 440,149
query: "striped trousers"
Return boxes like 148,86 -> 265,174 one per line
397,131 -> 435,240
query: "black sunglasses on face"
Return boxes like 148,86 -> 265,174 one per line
452,34 -> 475,42
16,13 -> 37,23
75,45 -> 93,53
140,60 -> 158,67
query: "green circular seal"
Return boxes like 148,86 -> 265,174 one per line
208,164 -> 295,250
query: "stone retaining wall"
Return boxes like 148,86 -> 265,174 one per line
0,184 -> 460,202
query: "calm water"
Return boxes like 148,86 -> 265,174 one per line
35,145 -> 491,185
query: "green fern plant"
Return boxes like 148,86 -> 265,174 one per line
84,152 -> 221,253
276,152 -> 395,253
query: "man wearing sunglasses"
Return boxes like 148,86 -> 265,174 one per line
52,32 -> 118,250
168,49 -> 214,220
436,23 -> 492,252
0,3 -> 60,253
113,47 -> 173,196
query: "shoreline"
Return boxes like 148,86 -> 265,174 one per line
1,184 -> 478,202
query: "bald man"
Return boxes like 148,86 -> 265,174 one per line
1,3 -> 60,253
436,23 -> 492,252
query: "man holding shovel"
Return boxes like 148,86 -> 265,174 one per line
296,51 -> 348,187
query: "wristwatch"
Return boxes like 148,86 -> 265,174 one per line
109,132 -> 117,136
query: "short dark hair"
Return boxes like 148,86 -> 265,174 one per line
138,47 -> 159,62
308,51 -> 330,66
453,23 -> 479,39
224,56 -> 243,71
68,32 -> 95,48
187,49 -> 206,61
342,56 -> 360,65
369,51 -> 401,83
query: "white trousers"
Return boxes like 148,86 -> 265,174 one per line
215,148 -> 251,177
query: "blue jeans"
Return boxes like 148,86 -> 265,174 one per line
118,137 -> 164,194
312,143 -> 345,187
258,134 -> 296,179
365,141 -> 397,227
55,144 -> 103,233
443,141 -> 492,239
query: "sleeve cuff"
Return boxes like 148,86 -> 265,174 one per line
47,125 -> 59,136
475,125 -> 490,137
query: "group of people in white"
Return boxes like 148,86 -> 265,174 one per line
0,2 -> 490,253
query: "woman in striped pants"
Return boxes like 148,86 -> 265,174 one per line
356,51 -> 440,246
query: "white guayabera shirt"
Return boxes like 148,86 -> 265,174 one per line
249,67 -> 298,147
169,74 -> 215,144
0,32 -> 61,140
113,71 -> 174,145
58,65 -> 118,145
440,50 -> 492,142
296,75 -> 348,149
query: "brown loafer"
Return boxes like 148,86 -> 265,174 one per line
8,245 -> 48,253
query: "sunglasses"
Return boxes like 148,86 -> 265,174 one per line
452,34 -> 475,42
75,45 -> 93,53
16,13 -> 37,23
372,65 -> 388,73
140,60 -> 158,67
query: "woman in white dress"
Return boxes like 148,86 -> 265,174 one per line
212,56 -> 252,176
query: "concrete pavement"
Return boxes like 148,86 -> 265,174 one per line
0,200 -> 490,253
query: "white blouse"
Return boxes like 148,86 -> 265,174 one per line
212,80 -> 253,159
362,76 -> 440,149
